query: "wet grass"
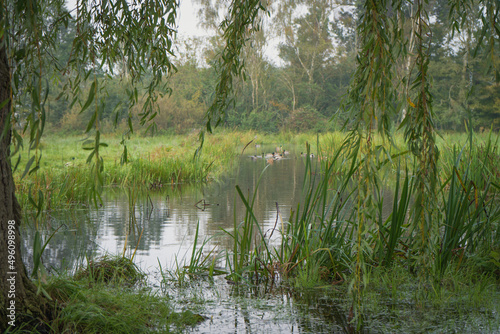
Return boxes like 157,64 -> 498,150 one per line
9,255 -> 207,333
14,130 -> 498,212
73,255 -> 145,285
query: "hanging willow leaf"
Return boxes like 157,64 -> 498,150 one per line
81,81 -> 96,114
21,156 -> 36,180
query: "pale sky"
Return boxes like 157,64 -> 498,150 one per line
66,0 -> 206,37
177,0 -> 208,38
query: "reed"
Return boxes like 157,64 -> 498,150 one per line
221,165 -> 275,283
182,221 -> 225,280
377,163 -> 414,267
278,141 -> 358,282
434,151 -> 498,276
179,129 -> 500,329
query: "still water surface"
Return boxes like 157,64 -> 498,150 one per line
21,150 -> 498,333
22,152 -> 361,332
23,152 -> 310,273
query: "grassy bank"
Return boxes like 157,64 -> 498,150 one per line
7,256 -> 205,333
13,130 -> 259,211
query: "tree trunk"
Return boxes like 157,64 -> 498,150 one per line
0,45 -> 52,331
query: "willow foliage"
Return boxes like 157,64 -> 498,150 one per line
197,0 -> 267,156
2,0 -> 178,204
205,0 -> 496,325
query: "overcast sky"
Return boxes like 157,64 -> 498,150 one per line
66,0 -> 205,37
177,0 -> 207,38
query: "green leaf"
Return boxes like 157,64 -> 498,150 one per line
81,81 -> 96,114
86,112 -> 97,133
21,156 -> 36,179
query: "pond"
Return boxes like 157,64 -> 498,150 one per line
20,148 -> 499,333
22,149 -> 315,274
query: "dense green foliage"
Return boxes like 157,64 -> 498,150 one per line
39,49 -> 499,134
21,0 -> 498,136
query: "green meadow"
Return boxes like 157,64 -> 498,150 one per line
14,130 -> 498,210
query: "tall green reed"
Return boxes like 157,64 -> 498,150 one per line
279,141 -> 358,281
222,165 -> 274,282
377,163 -> 413,267
435,146 -> 497,276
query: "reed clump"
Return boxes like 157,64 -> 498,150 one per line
36,254 -> 207,333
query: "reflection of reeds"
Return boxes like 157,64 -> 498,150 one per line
158,221 -> 225,286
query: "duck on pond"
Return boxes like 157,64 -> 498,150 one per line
264,152 -> 275,159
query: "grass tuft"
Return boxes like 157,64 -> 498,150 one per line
73,255 -> 145,285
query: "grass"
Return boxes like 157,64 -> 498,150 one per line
13,130 -> 257,213
73,255 -> 145,284
14,130 -> 498,205
6,255 -> 206,333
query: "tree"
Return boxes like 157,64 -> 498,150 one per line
1,0 -> 177,330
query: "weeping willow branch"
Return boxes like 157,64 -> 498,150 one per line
401,0 -> 439,259
197,0 -> 266,157
2,0 -> 179,208
343,0 -> 403,326
450,0 -> 500,83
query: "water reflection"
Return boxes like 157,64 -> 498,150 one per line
20,152 -> 496,333
22,152 -> 398,274
21,153 -> 316,274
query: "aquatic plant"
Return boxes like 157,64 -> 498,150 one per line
178,129 -> 500,330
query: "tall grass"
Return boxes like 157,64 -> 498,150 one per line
181,129 -> 499,328
14,131 -> 249,217
278,142 -> 358,283
377,163 -> 413,267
